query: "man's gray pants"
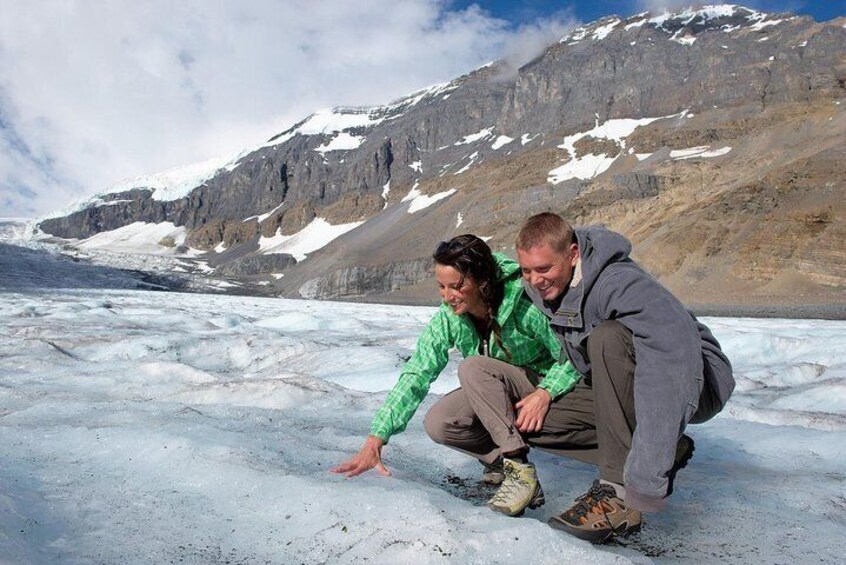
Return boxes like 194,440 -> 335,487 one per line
424,321 -> 635,484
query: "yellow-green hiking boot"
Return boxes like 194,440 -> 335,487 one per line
487,458 -> 545,517
481,459 -> 505,486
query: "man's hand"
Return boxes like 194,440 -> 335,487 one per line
515,388 -> 551,433
330,435 -> 390,478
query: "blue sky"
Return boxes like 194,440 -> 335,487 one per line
460,1 -> 842,26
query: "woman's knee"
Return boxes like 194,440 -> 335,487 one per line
424,403 -> 450,444
457,356 -> 491,387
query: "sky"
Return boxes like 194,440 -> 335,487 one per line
0,1 -> 842,219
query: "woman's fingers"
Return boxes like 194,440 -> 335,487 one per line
375,459 -> 392,476
344,463 -> 367,478
332,445 -> 391,478
330,460 -> 353,474
332,453 -> 371,476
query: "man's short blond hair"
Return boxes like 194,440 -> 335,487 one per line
516,212 -> 575,253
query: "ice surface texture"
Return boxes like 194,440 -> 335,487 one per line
0,290 -> 844,563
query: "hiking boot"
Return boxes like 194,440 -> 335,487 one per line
481,459 -> 505,486
548,480 -> 641,543
667,434 -> 695,496
487,458 -> 545,517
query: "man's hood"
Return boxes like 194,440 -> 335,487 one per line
575,226 -> 632,292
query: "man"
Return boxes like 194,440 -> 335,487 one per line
515,212 -> 734,543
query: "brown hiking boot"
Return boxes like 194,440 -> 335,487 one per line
667,434 -> 695,496
548,481 -> 641,543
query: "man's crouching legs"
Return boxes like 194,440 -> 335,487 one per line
548,321 -> 641,542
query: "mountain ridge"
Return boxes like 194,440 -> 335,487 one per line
35,4 -> 846,306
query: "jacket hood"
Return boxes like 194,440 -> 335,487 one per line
493,253 -> 522,325
494,252 -> 521,282
575,226 -> 632,292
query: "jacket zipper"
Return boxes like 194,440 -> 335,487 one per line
555,310 -> 580,327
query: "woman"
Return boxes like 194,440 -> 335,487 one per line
331,235 -> 580,516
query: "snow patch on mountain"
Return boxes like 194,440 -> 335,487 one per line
548,113 -> 680,184
73,222 -> 192,256
749,18 -> 789,31
242,202 -> 285,224
402,187 -> 457,214
454,152 -> 479,175
674,35 -> 697,45
257,218 -> 364,261
562,25 -> 589,44
455,127 -> 494,146
314,132 -> 365,154
564,5 -> 786,47
491,135 -> 514,150
294,108 -> 383,136
671,146 -> 733,160
383,81 -> 459,112
592,19 -> 621,40
624,15 -> 648,30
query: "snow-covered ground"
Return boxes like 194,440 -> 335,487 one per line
0,289 -> 844,564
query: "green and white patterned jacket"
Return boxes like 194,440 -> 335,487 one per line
370,253 -> 581,442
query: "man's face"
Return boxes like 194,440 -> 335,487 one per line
517,242 -> 579,301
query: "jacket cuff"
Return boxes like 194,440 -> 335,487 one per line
369,427 -> 390,445
536,381 -> 560,400
625,486 -> 667,512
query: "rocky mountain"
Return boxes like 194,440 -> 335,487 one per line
38,4 -> 846,307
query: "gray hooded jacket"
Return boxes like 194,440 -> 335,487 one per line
523,226 -> 734,507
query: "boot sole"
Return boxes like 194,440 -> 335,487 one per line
548,515 -> 641,544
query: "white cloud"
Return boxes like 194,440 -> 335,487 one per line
636,0 -> 701,11
0,0 -> 576,218
500,11 -> 578,70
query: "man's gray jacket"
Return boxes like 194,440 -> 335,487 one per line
523,226 -> 735,510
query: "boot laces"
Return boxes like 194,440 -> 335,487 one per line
490,464 -> 529,504
566,481 -> 618,520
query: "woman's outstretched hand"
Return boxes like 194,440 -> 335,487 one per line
330,435 -> 390,478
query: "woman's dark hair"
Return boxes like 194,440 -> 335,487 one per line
433,234 -> 509,357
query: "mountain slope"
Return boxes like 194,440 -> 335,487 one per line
37,4 -> 846,306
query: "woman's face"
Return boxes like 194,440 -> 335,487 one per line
435,264 -> 485,317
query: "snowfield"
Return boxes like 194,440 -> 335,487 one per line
0,289 -> 844,564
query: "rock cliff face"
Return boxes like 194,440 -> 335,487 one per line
299,259 -> 433,300
38,5 -> 846,306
